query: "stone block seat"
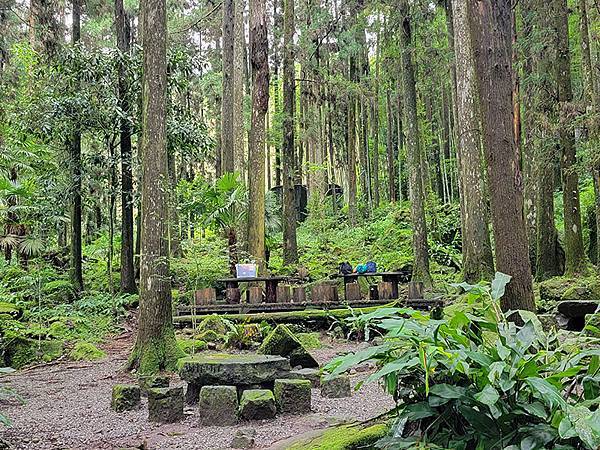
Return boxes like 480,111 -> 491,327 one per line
239,389 -> 276,420
274,379 -> 311,414
178,353 -> 291,403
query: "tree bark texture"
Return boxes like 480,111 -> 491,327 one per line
399,0 -> 431,286
451,0 -> 494,283
129,0 -> 182,373
281,0 -> 298,265
247,0 -> 269,269
115,0 -> 137,294
468,0 -> 535,312
221,0 -> 235,173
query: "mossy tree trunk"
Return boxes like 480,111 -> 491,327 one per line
399,0 -> 432,287
221,0 -> 235,174
128,0 -> 182,374
468,0 -> 535,312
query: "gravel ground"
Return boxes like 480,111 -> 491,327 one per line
0,333 -> 394,450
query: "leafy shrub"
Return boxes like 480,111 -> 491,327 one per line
325,273 -> 600,449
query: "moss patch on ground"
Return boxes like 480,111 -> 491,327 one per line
297,332 -> 322,350
69,341 -> 106,361
288,423 -> 389,450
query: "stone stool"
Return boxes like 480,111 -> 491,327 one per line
320,374 -> 351,398
147,386 -> 184,423
198,385 -> 239,426
274,379 -> 311,414
111,384 -> 141,412
239,389 -> 276,420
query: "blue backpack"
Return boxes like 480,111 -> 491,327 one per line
365,261 -> 377,273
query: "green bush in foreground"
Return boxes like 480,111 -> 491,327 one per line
325,273 -> 600,449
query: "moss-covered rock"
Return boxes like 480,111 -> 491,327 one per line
320,374 -> 351,398
3,338 -> 63,369
288,423 -> 389,450
177,338 -> 207,355
195,329 -> 224,343
69,342 -> 106,361
539,276 -> 600,306
274,378 -> 311,414
297,333 -> 322,350
239,389 -> 276,420
139,374 -> 170,393
147,386 -> 184,423
258,325 -> 319,369
199,385 -> 238,426
111,384 -> 141,412
197,315 -> 229,335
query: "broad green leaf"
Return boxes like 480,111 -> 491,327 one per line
474,384 -> 500,406
491,272 -> 512,301
525,377 -> 567,409
429,383 -> 466,400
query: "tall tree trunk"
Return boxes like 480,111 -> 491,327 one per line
347,56 -> 358,225
451,0 -> 494,283
128,0 -> 181,373
233,0 -> 246,179
371,28 -> 381,208
281,0 -> 297,264
468,0 -> 535,312
555,0 -> 587,276
115,0 -> 136,294
69,0 -> 83,293
529,0 -> 562,280
221,0 -> 235,173
247,0 -> 269,270
399,0 -> 431,286
386,89 -> 396,202
578,0 -> 600,265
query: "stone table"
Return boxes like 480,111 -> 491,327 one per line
178,353 -> 291,403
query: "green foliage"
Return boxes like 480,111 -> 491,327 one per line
325,273 -> 600,449
297,332 -> 322,350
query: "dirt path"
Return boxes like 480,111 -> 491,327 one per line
0,333 -> 394,450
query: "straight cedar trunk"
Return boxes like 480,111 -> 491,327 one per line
520,0 -> 538,266
451,0 -> 494,283
468,0 -> 535,312
578,0 -> 600,264
556,0 -> 587,275
399,0 -> 432,287
246,0 -> 269,269
128,0 -> 182,373
386,89 -> 396,202
115,0 -> 136,294
529,0 -> 562,280
221,0 -> 235,173
233,0 -> 245,179
371,30 -> 380,208
281,0 -> 298,265
69,0 -> 83,293
167,150 -> 182,257
347,56 -> 358,225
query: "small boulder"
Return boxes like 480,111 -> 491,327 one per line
289,368 -> 321,387
239,389 -> 276,420
320,374 -> 351,398
274,379 -> 311,414
258,324 -> 318,368
198,385 -> 238,426
147,387 -> 184,423
231,429 -> 256,448
111,384 -> 141,412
